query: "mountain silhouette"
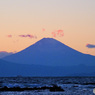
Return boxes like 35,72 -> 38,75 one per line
1,38 -> 95,76
3,38 -> 95,66
0,59 -> 95,77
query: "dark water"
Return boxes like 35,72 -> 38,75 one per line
0,77 -> 95,95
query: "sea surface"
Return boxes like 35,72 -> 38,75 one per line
0,77 -> 95,95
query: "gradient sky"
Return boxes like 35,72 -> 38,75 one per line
0,0 -> 95,55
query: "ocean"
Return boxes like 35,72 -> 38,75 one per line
0,77 -> 95,95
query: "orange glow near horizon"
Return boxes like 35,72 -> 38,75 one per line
0,0 -> 95,56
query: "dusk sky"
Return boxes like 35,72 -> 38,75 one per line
0,0 -> 95,55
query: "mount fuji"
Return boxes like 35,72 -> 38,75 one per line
3,38 -> 95,66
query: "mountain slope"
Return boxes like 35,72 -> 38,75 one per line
3,38 -> 95,66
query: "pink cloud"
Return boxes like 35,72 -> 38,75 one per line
52,29 -> 64,37
42,28 -> 45,32
19,34 -> 37,39
57,30 -> 64,37
7,35 -> 12,38
19,35 -> 26,37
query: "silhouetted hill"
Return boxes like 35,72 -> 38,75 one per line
0,59 -> 95,76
